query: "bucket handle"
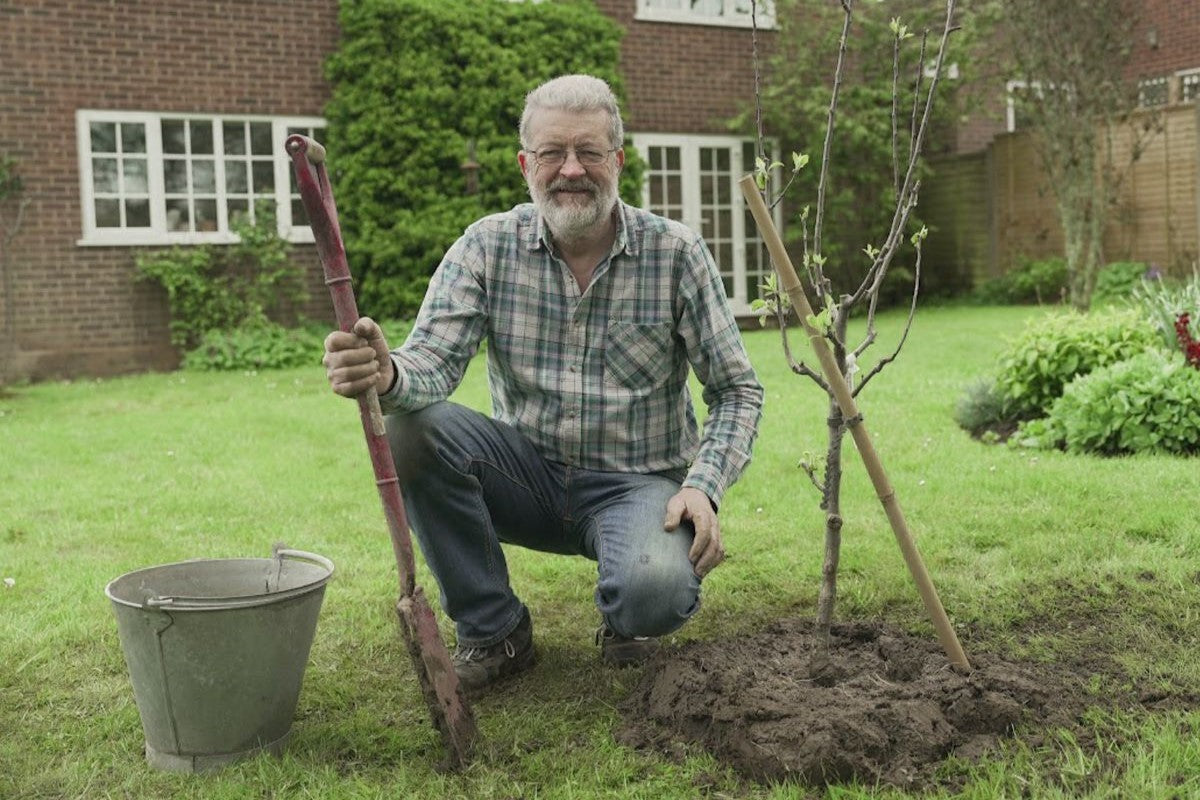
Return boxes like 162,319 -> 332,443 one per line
142,548 -> 335,611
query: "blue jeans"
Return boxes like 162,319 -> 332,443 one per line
386,401 -> 702,648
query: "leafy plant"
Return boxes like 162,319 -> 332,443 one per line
953,377 -> 1017,437
181,322 -> 325,371
1090,261 -> 1149,307
325,0 -> 639,317
135,208 -> 306,350
970,257 -> 1068,305
1014,350 -> 1200,455
993,308 -> 1161,419
1131,269 -> 1200,351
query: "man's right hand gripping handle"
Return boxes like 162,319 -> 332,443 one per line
323,316 -> 395,399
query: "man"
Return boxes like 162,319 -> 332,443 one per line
323,74 -> 763,693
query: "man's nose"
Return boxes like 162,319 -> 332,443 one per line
558,151 -> 587,177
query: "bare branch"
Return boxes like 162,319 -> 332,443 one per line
910,31 -> 928,164
891,32 -> 901,197
813,0 -> 854,266
799,458 -> 826,496
853,237 -> 923,396
776,307 -> 831,393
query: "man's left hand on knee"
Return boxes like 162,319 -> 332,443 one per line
663,487 -> 724,578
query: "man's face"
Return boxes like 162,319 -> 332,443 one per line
519,108 -> 624,242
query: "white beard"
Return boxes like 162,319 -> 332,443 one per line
530,175 -> 618,245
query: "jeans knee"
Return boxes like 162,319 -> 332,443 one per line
386,402 -> 461,482
604,560 -> 700,638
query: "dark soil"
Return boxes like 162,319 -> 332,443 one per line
617,612 -> 1125,791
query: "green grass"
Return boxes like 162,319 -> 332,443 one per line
2,304 -> 1198,799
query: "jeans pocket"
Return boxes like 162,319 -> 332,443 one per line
605,320 -> 673,390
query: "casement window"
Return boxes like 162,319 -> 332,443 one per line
76,110 -> 325,246
1179,69 -> 1200,103
635,0 -> 775,29
631,134 -> 781,314
1137,75 -> 1169,108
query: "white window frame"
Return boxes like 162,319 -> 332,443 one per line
1177,68 -> 1200,103
76,110 -> 325,247
1136,75 -> 1169,108
635,0 -> 776,30
1005,80 -> 1072,132
631,133 -> 782,314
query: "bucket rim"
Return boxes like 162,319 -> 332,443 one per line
105,548 -> 334,612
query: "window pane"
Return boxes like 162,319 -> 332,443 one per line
718,209 -> 731,236
164,159 -> 188,193
718,242 -> 732,266
717,175 -> 731,203
667,148 -> 680,170
312,127 -> 327,144
667,174 -> 681,205
649,147 -> 662,170
745,272 -> 759,301
717,148 -> 730,171
292,198 -> 309,226
194,199 -> 217,231
250,122 -> 273,155
228,198 -> 249,222
192,159 -> 215,193
700,148 -> 712,170
162,120 -> 187,154
92,158 -> 118,193
223,121 -> 247,155
649,175 -> 664,207
121,123 -> 146,154
124,158 -> 148,193
700,174 -> 713,203
251,160 -> 274,192
95,198 -> 120,227
166,199 -> 190,231
225,160 -> 248,193
126,198 -> 150,227
189,120 -> 213,154
90,122 -> 117,153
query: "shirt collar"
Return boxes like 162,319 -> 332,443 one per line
523,200 -> 639,259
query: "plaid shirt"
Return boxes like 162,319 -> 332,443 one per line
380,200 -> 763,505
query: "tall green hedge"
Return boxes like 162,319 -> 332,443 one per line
325,0 -> 640,316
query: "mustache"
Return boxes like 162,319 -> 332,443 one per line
548,177 -> 599,195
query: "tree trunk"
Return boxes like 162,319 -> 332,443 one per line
814,306 -> 850,644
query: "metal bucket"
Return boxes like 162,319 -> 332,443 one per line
105,546 -> 334,772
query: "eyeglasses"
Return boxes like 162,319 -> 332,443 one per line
526,146 -> 618,168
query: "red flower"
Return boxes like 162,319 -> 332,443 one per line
1176,313 -> 1200,368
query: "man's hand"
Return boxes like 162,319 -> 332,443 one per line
663,487 -> 724,578
322,317 -> 395,398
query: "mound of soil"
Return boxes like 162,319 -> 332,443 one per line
618,617 -> 1087,790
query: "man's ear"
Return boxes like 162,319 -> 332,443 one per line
615,147 -> 625,173
518,149 -> 530,178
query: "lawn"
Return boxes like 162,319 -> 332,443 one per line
2,304 -> 1199,799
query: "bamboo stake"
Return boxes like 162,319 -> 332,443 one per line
740,175 -> 970,670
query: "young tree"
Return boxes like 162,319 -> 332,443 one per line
748,0 -> 963,653
999,0 -> 1156,309
0,157 -> 30,385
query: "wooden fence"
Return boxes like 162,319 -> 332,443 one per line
923,102 -> 1200,284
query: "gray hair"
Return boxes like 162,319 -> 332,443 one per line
519,74 -> 624,150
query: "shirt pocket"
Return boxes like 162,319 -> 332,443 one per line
605,320 -> 673,390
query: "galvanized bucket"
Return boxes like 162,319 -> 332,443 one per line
105,546 -> 334,772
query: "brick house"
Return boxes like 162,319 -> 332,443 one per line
0,0 -> 779,383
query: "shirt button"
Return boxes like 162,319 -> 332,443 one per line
567,410 -> 577,419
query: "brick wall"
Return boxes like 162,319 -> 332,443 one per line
0,1 -> 769,382
0,0 -> 338,381
596,0 -> 766,135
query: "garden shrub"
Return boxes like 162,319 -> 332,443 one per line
1090,261 -> 1149,307
325,0 -> 640,317
135,208 -> 306,349
1013,350 -> 1200,455
993,308 -> 1161,419
970,257 -> 1068,305
182,322 -> 325,371
953,377 -> 1017,437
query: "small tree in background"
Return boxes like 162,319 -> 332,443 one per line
750,0 -> 980,303
324,0 -> 641,317
999,0 -> 1158,310
749,0 -> 957,643
0,157 -> 30,386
